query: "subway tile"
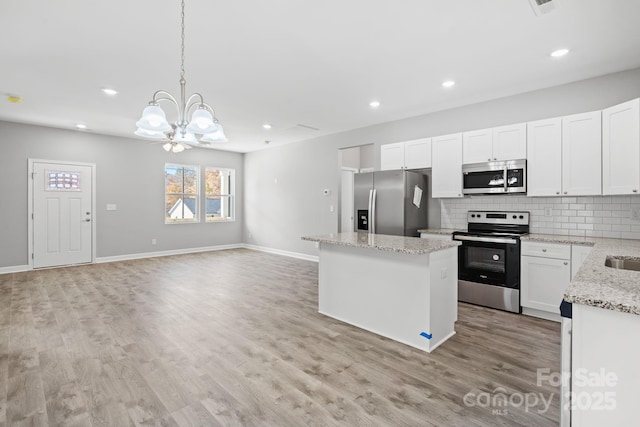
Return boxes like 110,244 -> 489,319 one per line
602,231 -> 622,238
561,210 -> 577,217
539,228 -> 555,234
568,229 -> 586,237
611,196 -> 631,204
611,224 -> 631,232
577,210 -> 594,217
585,204 -> 603,210
608,204 -> 622,211
612,210 -> 631,218
585,217 -> 603,224
553,216 -> 569,223
631,225 -> 640,232
585,230 -> 604,238
594,224 -> 612,231
578,197 -> 594,204
569,204 -> 585,210
623,232 -> 640,239
602,217 -> 622,225
561,223 -> 577,229
569,217 -> 586,223
599,196 -> 612,204
593,211 -> 613,217
561,197 -> 577,204
577,223 -> 594,231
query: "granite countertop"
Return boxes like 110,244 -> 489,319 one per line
521,233 -> 599,246
301,232 -> 459,255
417,228 -> 461,235
558,237 -> 640,316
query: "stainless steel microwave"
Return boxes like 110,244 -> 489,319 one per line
462,159 -> 526,195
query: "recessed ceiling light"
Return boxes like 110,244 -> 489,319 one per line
369,101 -> 380,108
263,124 -> 272,130
101,88 -> 119,96
550,48 -> 569,58
75,124 -> 87,130
442,80 -> 456,88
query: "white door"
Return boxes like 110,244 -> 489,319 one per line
492,123 -> 527,161
527,118 -> 562,197
462,128 -> 493,164
340,169 -> 355,233
602,98 -> 640,195
562,111 -> 602,196
432,133 -> 463,198
380,142 -> 405,170
32,161 -> 93,268
404,138 -> 432,169
521,256 -> 570,314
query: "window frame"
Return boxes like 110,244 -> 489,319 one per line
204,166 -> 236,223
164,163 -> 201,225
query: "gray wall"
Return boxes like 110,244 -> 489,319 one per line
0,121 -> 244,268
244,67 -> 640,256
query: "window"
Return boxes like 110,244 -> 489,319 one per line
46,170 -> 80,191
205,167 -> 235,221
165,164 -> 199,223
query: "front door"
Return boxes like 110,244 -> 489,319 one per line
32,161 -> 93,268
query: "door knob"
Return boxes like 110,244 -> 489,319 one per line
85,219 -> 91,222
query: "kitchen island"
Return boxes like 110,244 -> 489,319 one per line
301,232 -> 459,353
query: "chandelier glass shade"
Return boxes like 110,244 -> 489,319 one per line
135,0 -> 227,147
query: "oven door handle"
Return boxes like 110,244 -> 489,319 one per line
453,235 -> 519,245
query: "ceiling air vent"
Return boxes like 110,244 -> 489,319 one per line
529,0 -> 560,16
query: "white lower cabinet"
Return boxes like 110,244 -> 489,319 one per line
520,241 -> 592,321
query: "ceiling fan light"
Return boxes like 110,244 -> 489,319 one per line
186,108 -> 217,134
173,143 -> 185,153
162,142 -> 173,152
135,127 -> 166,139
137,105 -> 171,132
173,131 -> 197,143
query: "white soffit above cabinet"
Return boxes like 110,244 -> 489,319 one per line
0,0 -> 639,153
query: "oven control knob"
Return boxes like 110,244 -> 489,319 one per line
492,254 -> 500,261
519,215 -> 524,219
471,214 -> 475,218
512,215 -> 517,219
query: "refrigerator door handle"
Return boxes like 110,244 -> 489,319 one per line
371,189 -> 377,234
367,189 -> 373,234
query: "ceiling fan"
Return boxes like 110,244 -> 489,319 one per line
149,124 -> 213,153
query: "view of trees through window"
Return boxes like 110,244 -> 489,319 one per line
206,168 -> 233,221
165,164 -> 199,223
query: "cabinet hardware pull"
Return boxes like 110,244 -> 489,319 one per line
542,249 -> 547,252
556,191 -> 560,195
564,262 -> 568,265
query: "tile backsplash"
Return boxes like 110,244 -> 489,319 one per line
441,195 -> 640,239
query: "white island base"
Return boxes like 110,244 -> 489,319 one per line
317,240 -> 458,353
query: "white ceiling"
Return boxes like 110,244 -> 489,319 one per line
1,0 -> 639,153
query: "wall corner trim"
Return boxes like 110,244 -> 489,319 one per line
0,265 -> 30,275
242,244 -> 319,262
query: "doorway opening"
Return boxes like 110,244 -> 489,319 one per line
338,144 -> 374,233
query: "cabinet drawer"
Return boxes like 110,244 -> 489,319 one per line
521,241 -> 570,259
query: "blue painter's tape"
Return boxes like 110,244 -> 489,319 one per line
419,332 -> 432,340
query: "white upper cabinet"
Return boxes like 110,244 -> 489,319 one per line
380,142 -> 405,170
603,98 -> 640,195
404,138 -> 432,169
493,123 -> 527,161
562,111 -> 602,196
462,123 -> 526,164
528,112 -> 602,197
380,138 -> 431,171
527,118 -> 563,196
462,128 -> 493,164
432,133 -> 463,198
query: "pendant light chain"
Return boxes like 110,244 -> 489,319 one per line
180,0 -> 186,81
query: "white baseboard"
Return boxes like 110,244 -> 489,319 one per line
0,265 -> 29,275
95,244 -> 244,264
242,244 -> 319,262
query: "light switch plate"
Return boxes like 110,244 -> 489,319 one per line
106,204 -> 117,211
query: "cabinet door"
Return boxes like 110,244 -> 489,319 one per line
380,142 -> 405,171
602,98 -> 640,195
432,133 -> 463,198
404,138 -> 432,169
462,129 -> 493,164
527,118 -> 562,197
493,123 -> 527,161
562,111 -> 602,196
521,256 -> 570,313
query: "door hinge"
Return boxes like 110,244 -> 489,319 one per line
31,213 -> 34,220
31,253 -> 34,259
31,172 -> 36,179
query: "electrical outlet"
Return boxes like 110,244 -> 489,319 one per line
441,267 -> 448,279
544,207 -> 553,217
151,238 -> 157,245
632,207 -> 640,221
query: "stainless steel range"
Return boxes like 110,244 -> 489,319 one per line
452,211 -> 530,313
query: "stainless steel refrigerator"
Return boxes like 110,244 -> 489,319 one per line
354,170 -> 429,237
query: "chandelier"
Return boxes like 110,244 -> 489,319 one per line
135,0 -> 227,147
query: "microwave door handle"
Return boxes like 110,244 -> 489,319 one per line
368,189 -> 373,234
503,167 -> 508,192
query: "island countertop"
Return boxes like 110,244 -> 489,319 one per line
561,236 -> 640,316
302,232 -> 459,255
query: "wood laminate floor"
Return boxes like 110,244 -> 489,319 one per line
0,249 -> 561,426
